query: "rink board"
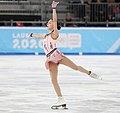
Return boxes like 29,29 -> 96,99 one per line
0,27 -> 120,55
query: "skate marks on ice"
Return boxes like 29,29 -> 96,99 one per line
0,55 -> 120,113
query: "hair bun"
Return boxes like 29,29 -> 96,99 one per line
57,25 -> 61,30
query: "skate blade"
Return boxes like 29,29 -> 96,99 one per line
90,75 -> 103,80
96,76 -> 103,80
51,104 -> 68,110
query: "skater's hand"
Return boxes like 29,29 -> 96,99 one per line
27,33 -> 32,38
27,35 -> 31,38
52,0 -> 59,9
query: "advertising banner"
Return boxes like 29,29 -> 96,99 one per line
0,27 -> 120,55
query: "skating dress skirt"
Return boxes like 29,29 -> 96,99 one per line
43,34 -> 64,69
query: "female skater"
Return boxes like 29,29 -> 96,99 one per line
28,0 -> 102,109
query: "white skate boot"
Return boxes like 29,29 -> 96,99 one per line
89,71 -> 102,80
51,97 -> 68,110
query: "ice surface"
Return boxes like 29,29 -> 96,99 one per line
0,55 -> 120,113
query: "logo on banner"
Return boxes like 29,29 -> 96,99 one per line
12,33 -> 43,49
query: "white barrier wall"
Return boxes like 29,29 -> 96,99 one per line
0,27 -> 120,55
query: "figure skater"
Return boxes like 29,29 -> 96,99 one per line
28,0 -> 102,109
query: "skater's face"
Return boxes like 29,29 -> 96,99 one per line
47,19 -> 54,31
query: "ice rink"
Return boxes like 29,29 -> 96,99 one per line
0,55 -> 120,113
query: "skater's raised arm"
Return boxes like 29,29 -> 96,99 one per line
51,1 -> 59,39
28,33 -> 45,38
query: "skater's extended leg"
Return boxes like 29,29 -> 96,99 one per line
49,62 -> 62,97
59,56 -> 102,80
59,56 -> 90,74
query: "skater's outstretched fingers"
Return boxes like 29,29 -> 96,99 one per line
27,33 -> 32,38
52,0 -> 59,9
